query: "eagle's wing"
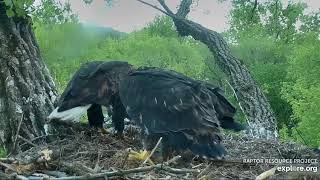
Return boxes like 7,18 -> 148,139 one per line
204,83 -> 246,131
204,83 -> 236,118
119,68 -> 226,158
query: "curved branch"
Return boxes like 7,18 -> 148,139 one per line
250,0 -> 258,20
135,0 -> 171,16
176,0 -> 192,18
157,0 -> 175,15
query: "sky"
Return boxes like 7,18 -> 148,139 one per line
60,0 -> 320,33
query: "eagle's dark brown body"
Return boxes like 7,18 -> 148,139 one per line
119,67 -> 245,158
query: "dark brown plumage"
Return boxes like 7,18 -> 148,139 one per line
119,67 -> 245,159
48,61 -> 245,159
48,61 -> 133,134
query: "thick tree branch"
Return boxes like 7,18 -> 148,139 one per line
157,0 -> 175,15
175,0 -> 192,18
136,0 -> 170,16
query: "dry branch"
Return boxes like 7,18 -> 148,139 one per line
141,137 -> 162,166
13,113 -> 24,153
50,164 -> 200,180
255,167 -> 277,180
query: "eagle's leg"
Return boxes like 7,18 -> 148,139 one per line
162,137 -> 174,162
87,104 -> 108,134
111,95 -> 126,138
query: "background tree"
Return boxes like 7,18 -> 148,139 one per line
226,0 -> 320,147
0,1 -> 57,154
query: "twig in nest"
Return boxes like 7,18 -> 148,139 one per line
18,135 -> 38,147
255,167 -> 277,180
197,162 -> 212,178
20,134 -> 55,148
11,173 -> 28,180
226,80 -> 249,124
165,155 -> 181,165
50,163 -> 200,180
141,137 -> 162,166
41,170 -> 68,178
120,150 -> 130,168
0,157 -> 16,163
0,162 -> 17,172
13,113 -> 24,152
93,150 -> 101,173
191,163 -> 203,169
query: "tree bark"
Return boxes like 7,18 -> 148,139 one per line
0,5 -> 57,153
154,0 -> 278,139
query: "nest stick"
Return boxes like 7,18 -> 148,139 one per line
141,137 -> 163,166
50,163 -> 199,180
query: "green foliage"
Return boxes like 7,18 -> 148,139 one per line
3,0 -> 35,17
281,33 -> 320,147
145,16 -> 178,38
0,148 -> 6,158
266,1 -> 306,42
35,14 -> 215,94
229,0 -> 306,42
34,22 -> 123,92
300,11 -> 320,35
229,0 -> 320,147
31,0 -> 78,25
97,31 -> 209,79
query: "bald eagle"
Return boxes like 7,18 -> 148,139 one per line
119,67 -> 245,159
48,61 -> 133,135
48,60 -> 245,159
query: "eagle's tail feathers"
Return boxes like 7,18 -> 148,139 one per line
189,141 -> 227,159
166,130 -> 227,159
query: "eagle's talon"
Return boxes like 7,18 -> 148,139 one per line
116,132 -> 124,139
98,128 -> 108,135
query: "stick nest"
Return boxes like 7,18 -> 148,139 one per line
1,121 -> 319,180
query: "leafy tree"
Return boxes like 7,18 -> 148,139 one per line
228,0 -> 265,38
300,11 -> 320,35
37,15 -> 217,91
281,33 -> 320,147
31,0 -> 78,25
229,0 -> 306,42
3,0 -> 34,17
228,0 -> 320,146
145,16 -> 178,38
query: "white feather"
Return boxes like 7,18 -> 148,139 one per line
48,104 -> 92,122
44,124 -> 49,135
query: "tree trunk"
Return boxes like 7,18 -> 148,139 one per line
156,0 -> 278,139
0,5 -> 57,154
